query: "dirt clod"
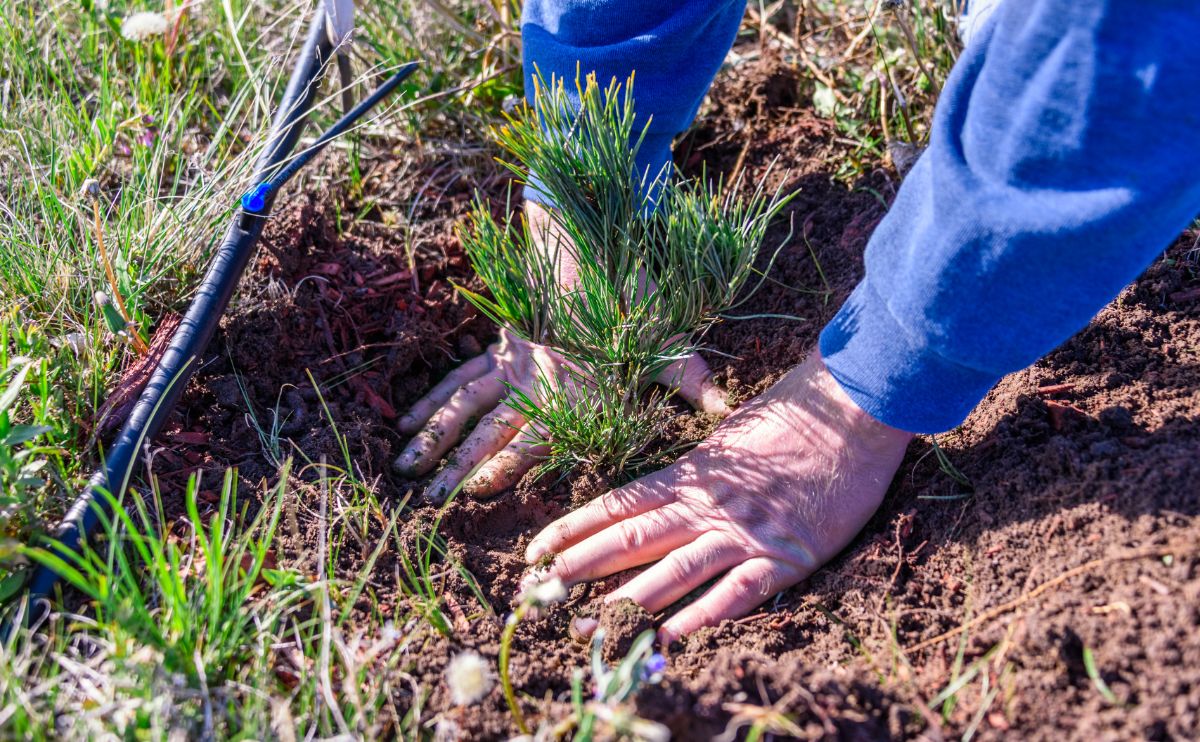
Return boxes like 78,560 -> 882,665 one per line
598,599 -> 656,663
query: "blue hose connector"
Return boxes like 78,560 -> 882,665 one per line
241,181 -> 272,213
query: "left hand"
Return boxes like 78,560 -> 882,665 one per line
394,201 -> 730,502
523,352 -> 913,641
394,329 -> 728,502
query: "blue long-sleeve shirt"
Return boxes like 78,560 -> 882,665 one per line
521,0 -> 1200,433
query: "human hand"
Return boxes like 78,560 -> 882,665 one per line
522,351 -> 914,642
393,202 -> 730,503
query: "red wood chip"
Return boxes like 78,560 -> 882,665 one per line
311,262 -> 342,276
167,431 -> 210,445
1036,383 -> 1074,395
372,270 -> 414,287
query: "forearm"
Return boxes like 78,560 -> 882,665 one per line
520,0 -> 745,203
821,0 -> 1200,433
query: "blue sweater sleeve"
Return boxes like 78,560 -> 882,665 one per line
820,0 -> 1200,433
520,0 -> 746,205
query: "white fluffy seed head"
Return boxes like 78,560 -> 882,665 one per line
532,576 -> 568,606
519,570 -> 568,607
120,11 -> 169,41
445,651 -> 493,706
79,178 -> 100,201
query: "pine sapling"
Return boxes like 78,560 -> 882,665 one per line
456,72 -> 793,478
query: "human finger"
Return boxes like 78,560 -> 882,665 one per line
424,404 -> 526,503
524,472 -> 677,563
393,374 -> 506,477
397,352 -> 493,434
605,532 -> 745,614
654,355 -> 730,416
462,423 -> 550,499
548,504 -> 696,585
659,557 -> 803,643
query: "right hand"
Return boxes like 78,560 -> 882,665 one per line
393,202 -> 730,503
523,351 -> 914,641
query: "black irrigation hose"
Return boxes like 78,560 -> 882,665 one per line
21,2 -> 418,612
241,60 -> 418,213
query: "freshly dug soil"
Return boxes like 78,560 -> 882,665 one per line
163,58 -> 1200,740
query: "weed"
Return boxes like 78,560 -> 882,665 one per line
530,628 -> 669,741
499,573 -> 569,733
1083,646 -> 1121,706
0,359 -> 54,526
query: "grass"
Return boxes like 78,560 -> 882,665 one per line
0,0 -> 968,737
738,1 -> 960,179
0,0 -> 518,735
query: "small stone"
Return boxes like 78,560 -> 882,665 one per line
1098,406 -> 1135,430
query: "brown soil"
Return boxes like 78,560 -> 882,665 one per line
161,58 -> 1200,740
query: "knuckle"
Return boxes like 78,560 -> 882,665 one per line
617,519 -> 649,551
664,552 -> 695,585
550,521 -> 575,547
727,567 -> 772,599
601,492 -> 629,521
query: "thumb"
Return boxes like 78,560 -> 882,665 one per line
654,354 -> 730,416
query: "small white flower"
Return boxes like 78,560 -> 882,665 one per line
379,620 -> 401,644
79,178 -> 100,201
445,650 -> 493,706
433,717 -> 462,742
120,11 -> 169,41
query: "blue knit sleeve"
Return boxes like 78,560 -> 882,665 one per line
520,0 -> 746,205
820,0 -> 1200,433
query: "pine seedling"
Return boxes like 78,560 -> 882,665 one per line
504,368 -> 678,474
457,72 -> 792,477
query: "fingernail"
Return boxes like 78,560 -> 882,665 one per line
393,450 -> 418,476
657,625 -> 678,646
569,616 -> 599,643
462,478 -> 495,500
397,414 -> 416,434
525,541 -> 547,564
424,478 -> 451,504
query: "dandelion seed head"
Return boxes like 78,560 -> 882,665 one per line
80,178 -> 100,201
120,11 -> 169,41
519,570 -> 568,607
533,576 -> 568,605
445,650 -> 493,706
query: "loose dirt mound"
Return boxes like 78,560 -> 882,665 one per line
165,59 -> 1199,740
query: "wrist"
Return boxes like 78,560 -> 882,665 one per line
777,351 -> 915,452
